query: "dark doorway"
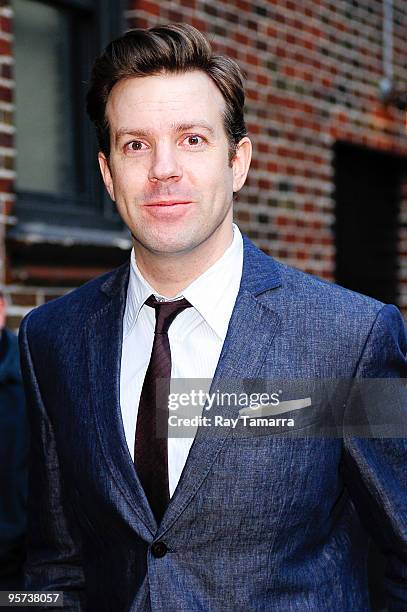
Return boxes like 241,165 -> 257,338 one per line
334,142 -> 406,611
333,142 -> 405,306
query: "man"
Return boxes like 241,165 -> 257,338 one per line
0,292 -> 27,591
19,24 -> 407,611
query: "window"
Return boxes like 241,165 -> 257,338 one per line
12,0 -> 125,232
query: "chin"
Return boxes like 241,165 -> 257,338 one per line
149,239 -> 199,255
136,227 -> 205,255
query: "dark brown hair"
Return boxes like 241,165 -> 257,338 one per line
86,23 -> 247,161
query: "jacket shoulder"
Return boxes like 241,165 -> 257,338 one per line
271,258 -> 385,319
242,234 -> 385,322
256,257 -> 406,376
20,262 -> 129,337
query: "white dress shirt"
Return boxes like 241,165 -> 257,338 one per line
120,223 -> 243,497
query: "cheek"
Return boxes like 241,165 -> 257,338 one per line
190,157 -> 232,192
112,162 -> 144,196
210,165 -> 234,198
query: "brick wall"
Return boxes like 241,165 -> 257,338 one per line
0,2 -> 13,289
0,1 -> 21,328
2,0 -> 407,326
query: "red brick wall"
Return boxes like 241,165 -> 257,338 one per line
0,1 -> 14,289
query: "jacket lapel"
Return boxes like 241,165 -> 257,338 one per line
86,263 -> 157,538
158,236 -> 282,536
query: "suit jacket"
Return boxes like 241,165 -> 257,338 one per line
19,235 -> 407,612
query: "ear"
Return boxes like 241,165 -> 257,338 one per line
98,152 -> 115,202
232,137 -> 252,193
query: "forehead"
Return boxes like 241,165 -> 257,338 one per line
106,70 -> 227,135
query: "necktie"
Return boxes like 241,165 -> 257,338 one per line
135,294 -> 192,524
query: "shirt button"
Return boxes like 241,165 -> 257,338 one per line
151,541 -> 168,558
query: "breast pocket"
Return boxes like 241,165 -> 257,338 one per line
231,399 -> 338,438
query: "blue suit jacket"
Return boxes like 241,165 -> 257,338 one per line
19,236 -> 407,611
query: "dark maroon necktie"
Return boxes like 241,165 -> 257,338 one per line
134,294 -> 191,524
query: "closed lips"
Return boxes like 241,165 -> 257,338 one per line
146,201 -> 191,206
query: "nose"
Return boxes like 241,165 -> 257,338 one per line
148,141 -> 182,183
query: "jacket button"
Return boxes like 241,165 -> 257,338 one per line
151,541 -> 168,558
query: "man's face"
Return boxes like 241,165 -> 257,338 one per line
99,70 -> 251,257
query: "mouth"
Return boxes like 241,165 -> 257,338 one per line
145,200 -> 192,207
143,199 -> 194,221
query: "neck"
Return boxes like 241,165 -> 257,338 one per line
134,224 -> 234,298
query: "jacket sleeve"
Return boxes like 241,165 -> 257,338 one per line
19,313 -> 86,612
342,304 -> 407,612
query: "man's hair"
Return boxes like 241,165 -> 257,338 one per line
86,23 -> 247,162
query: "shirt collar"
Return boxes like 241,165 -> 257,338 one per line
123,223 -> 243,341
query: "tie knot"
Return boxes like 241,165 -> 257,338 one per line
145,295 -> 192,334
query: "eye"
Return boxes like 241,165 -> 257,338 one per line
125,140 -> 147,152
183,135 -> 205,147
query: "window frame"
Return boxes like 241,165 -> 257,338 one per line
12,0 -> 126,233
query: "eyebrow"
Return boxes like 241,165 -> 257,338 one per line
115,121 -> 216,144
